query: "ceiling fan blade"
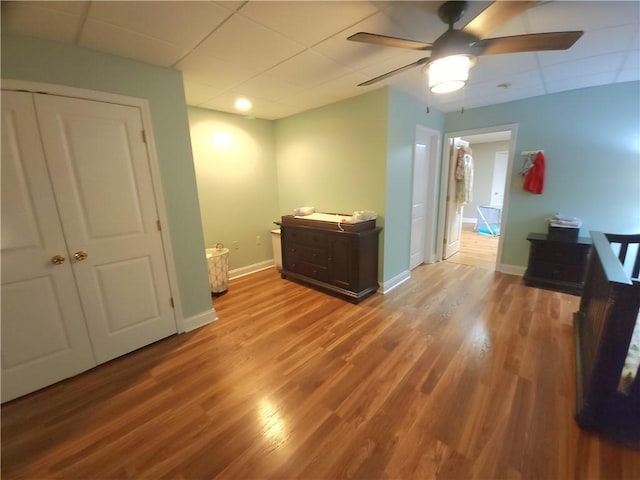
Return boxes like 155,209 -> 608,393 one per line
473,31 -> 584,55
348,32 -> 432,51
463,1 -> 537,39
358,57 -> 430,86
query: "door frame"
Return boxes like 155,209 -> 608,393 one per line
2,79 -> 186,332
436,123 -> 518,270
410,125 -> 442,268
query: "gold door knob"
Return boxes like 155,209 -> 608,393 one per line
51,255 -> 66,265
73,251 -> 88,261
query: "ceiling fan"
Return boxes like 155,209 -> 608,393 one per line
348,1 -> 583,93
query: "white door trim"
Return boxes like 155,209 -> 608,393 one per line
1,79 -> 187,332
436,124 -> 518,269
411,125 -> 442,267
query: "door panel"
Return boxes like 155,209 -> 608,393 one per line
34,95 -> 176,364
444,144 -> 463,259
410,143 -> 428,269
1,92 -> 95,402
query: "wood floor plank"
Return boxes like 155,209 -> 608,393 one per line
2,263 -> 639,479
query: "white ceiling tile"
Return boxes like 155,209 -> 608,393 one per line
312,72 -> 380,100
313,12 -> 418,69
230,73 -> 302,102
545,71 -> 618,94
176,49 -> 258,91
266,50 -> 352,87
88,1 -> 231,50
215,1 -> 246,13
201,93 -> 304,120
1,2 -> 82,43
193,13 -> 305,71
24,1 -> 88,15
238,1 -> 378,47
527,1 -> 640,31
182,76 -> 221,105
537,24 -> 637,67
616,68 -> 640,83
358,50 -> 430,82
80,19 -> 186,67
470,53 -> 538,84
542,53 -> 626,83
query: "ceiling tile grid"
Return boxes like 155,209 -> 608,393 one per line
2,1 -> 638,120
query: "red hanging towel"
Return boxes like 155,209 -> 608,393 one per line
524,151 -> 545,194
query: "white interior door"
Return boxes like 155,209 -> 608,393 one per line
410,143 -> 428,269
443,144 -> 463,259
34,95 -> 177,364
491,151 -> 509,205
1,92 -> 95,402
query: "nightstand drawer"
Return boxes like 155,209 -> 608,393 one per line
534,261 -> 582,283
535,243 -> 586,265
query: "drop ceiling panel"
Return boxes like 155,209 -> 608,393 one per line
1,3 -> 82,43
238,1 -> 378,47
313,12 -> 416,70
526,1 -> 640,31
542,53 -> 626,83
87,1 -> 232,50
537,24 -> 637,67
545,71 -> 618,94
183,77 -> 220,105
24,1 -> 88,15
231,73 -> 302,102
201,93 -> 304,119
80,19 -> 186,67
193,14 -> 305,71
266,50 -> 352,87
176,49 -> 259,90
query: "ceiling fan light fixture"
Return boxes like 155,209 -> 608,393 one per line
427,54 -> 473,94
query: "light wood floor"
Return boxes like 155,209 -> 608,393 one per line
2,264 -> 639,479
446,223 -> 499,269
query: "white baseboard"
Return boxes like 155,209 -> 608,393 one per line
381,269 -> 411,294
229,260 -> 275,280
497,263 -> 526,276
182,308 -> 217,332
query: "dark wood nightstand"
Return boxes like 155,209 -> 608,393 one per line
524,232 -> 592,296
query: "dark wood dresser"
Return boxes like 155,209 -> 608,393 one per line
524,232 -> 592,295
279,215 -> 382,302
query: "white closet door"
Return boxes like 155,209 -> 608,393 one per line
34,95 -> 176,364
1,92 -> 95,402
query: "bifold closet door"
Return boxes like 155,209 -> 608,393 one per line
1,91 -> 95,402
1,91 -> 177,402
33,94 -> 177,365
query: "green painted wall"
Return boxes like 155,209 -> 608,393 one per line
188,107 -> 279,270
275,90 -> 388,277
1,35 -> 212,319
385,88 -> 445,281
445,81 -> 640,268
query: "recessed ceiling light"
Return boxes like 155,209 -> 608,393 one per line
235,97 -> 252,112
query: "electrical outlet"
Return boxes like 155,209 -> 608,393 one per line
256,235 -> 261,245
233,241 -> 239,250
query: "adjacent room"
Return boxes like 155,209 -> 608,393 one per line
2,1 -> 639,478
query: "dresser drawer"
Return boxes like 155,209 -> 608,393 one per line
284,259 -> 329,281
534,261 -> 582,283
534,243 -> 586,266
283,228 -> 327,248
284,243 -> 327,266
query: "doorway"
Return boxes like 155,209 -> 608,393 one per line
437,125 -> 517,270
410,125 -> 441,270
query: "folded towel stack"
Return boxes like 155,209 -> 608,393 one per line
549,213 -> 582,228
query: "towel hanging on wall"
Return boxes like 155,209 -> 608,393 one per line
523,151 -> 545,194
